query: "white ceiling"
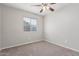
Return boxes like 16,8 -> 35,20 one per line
3,3 -> 69,16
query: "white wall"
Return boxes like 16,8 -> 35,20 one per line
1,5 -> 43,49
44,4 -> 79,51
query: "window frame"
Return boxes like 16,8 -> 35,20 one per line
23,16 -> 37,32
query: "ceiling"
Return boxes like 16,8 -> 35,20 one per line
3,3 -> 69,16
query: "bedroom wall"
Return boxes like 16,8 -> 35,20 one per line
44,4 -> 79,51
1,5 -> 43,49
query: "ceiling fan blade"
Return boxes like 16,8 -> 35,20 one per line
49,7 -> 54,12
40,9 -> 43,13
50,3 -> 56,5
32,5 -> 41,6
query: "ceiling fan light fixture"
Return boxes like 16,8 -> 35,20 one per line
41,6 -> 46,12
32,3 -> 56,13
46,6 -> 49,10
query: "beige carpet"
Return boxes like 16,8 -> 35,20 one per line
0,41 -> 79,56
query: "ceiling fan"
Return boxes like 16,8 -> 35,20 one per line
32,3 -> 56,13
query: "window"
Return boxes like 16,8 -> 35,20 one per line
24,17 -> 37,31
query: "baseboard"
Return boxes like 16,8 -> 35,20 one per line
45,40 -> 79,53
1,39 -> 79,53
1,39 -> 43,50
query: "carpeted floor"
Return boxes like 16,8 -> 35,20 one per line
0,41 -> 79,56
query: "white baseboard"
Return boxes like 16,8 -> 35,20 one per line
1,39 -> 43,50
45,40 -> 79,53
1,39 -> 79,53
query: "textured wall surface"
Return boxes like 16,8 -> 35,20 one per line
1,5 -> 43,49
44,4 -> 79,51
